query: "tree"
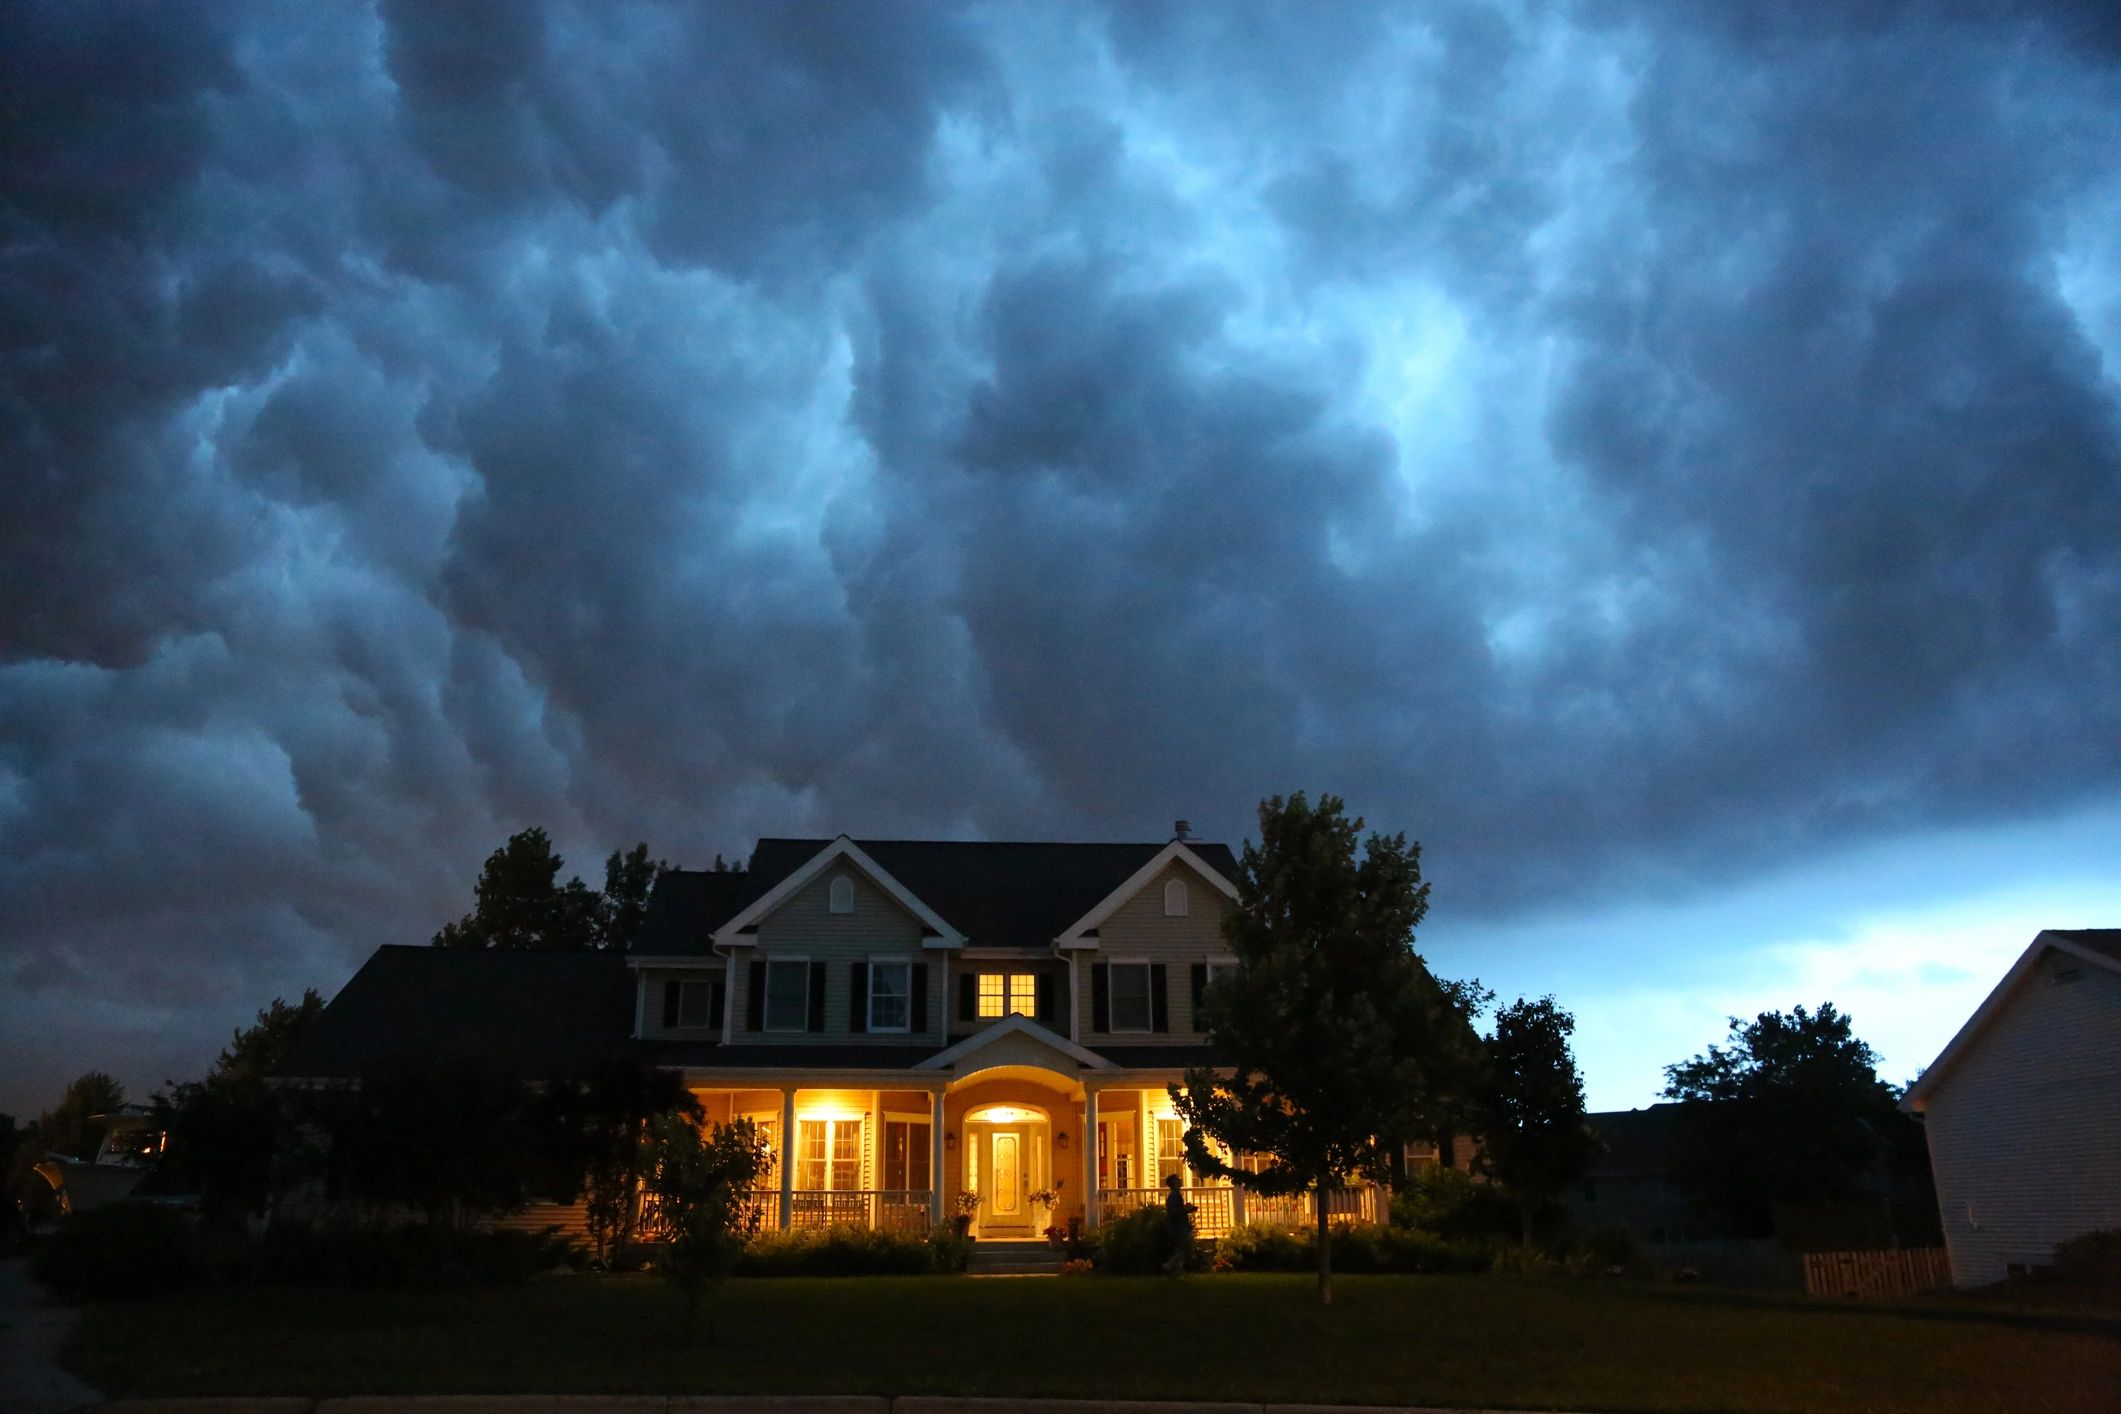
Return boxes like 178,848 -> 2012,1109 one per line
1661,1003 -> 1915,1236
152,991 -> 324,1224
539,1058 -> 702,1266
308,1050 -> 540,1231
640,1114 -> 769,1347
597,842 -> 670,951
1172,792 -> 1485,1305
433,827 -> 671,951
1474,996 -> 1603,1246
7,1072 -> 126,1223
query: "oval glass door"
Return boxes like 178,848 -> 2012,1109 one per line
990,1132 -> 1021,1215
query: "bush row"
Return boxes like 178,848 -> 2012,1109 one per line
1088,1205 -> 1496,1276
733,1224 -> 972,1276
29,1203 -> 587,1302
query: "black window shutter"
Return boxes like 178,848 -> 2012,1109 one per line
1035,973 -> 1057,1027
911,963 -> 929,1034
808,960 -> 827,1032
849,961 -> 869,1032
747,960 -> 766,1031
958,972 -> 976,1023
1151,964 -> 1169,1033
1091,963 -> 1110,1033
710,976 -> 727,1030
662,979 -> 680,1029
1190,963 -> 1207,1015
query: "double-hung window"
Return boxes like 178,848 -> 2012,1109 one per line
796,1117 -> 862,1191
1156,1117 -> 1186,1185
1108,961 -> 1153,1032
975,972 -> 1038,1018
869,958 -> 912,1032
882,1118 -> 932,1192
764,959 -> 810,1032
676,978 -> 715,1028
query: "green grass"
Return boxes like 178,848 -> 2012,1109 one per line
64,1272 -> 2121,1413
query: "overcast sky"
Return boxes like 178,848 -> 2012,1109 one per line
5,1 -> 2119,1120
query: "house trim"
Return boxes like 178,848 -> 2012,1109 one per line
912,1013 -> 1117,1072
1053,841 -> 1238,947
711,836 -> 967,950
1901,931 -> 2121,1113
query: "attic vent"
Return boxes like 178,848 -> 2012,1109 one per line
1173,819 -> 1191,841
829,876 -> 854,914
1164,878 -> 1190,917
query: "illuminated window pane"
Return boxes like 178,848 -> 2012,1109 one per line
977,973 -> 1006,1018
1157,1118 -> 1185,1184
1008,973 -> 1036,1015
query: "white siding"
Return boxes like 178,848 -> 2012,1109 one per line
727,866 -> 941,1044
1922,950 -> 2121,1287
1078,859 -> 1232,1043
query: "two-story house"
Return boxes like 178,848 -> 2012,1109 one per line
285,830 -> 1391,1242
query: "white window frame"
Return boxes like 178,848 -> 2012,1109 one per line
1108,959 -> 1153,1034
1164,877 -> 1189,916
1205,958 -> 1239,988
975,971 -> 1038,1019
828,875 -> 855,914
796,1115 -> 864,1192
882,1112 -> 934,1193
868,956 -> 913,1033
676,977 -> 714,1029
764,956 -> 810,1033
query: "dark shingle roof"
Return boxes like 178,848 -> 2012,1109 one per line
745,837 -> 1241,949
632,869 -> 767,955
2046,928 -> 2121,965
640,1042 -> 944,1070
281,945 -> 637,1081
1585,1105 -> 1684,1176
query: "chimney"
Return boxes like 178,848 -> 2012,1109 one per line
1173,819 -> 1191,841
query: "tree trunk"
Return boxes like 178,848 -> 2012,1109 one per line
1315,1173 -> 1333,1306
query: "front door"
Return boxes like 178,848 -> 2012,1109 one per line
983,1129 -> 1029,1235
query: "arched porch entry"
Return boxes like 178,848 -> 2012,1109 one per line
944,1065 -> 1086,1240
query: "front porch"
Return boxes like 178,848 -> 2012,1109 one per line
675,1065 -> 1388,1241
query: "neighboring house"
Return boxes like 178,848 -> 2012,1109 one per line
1901,928 -> 2121,1288
284,830 -> 1390,1241
28,1105 -> 166,1218
1569,1104 -> 1720,1245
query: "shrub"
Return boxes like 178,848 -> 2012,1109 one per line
1389,1166 -> 1519,1239
735,1224 -> 960,1277
1092,1203 -> 1211,1275
1574,1224 -> 1641,1272
31,1203 -> 214,1301
1205,1221 -> 1493,1275
1059,1257 -> 1095,1276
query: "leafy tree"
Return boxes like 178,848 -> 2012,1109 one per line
641,1114 -> 769,1347
7,1072 -> 126,1223
152,991 -> 324,1225
539,1059 -> 702,1266
307,1050 -> 539,1231
598,842 -> 670,951
1661,1003 -> 1916,1235
434,827 -> 671,950
1474,995 -> 1602,1246
1172,792 -> 1485,1305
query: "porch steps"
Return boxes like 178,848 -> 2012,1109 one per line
967,1239 -> 1065,1276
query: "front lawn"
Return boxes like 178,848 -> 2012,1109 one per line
64,1272 -> 2121,1413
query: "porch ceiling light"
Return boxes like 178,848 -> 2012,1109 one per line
966,1104 -> 1041,1124
796,1103 -> 866,1122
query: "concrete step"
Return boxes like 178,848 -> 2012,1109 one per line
968,1240 -> 1066,1275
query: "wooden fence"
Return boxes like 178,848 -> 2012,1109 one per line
1802,1247 -> 1952,1297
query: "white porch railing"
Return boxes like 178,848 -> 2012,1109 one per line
1100,1184 -> 1383,1234
788,1189 -> 933,1233
637,1188 -> 931,1239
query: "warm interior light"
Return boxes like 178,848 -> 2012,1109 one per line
966,1104 -> 1043,1124
795,1104 -> 867,1123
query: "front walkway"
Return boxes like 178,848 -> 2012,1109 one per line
0,1257 -> 103,1414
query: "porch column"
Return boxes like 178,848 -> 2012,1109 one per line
1084,1085 -> 1100,1230
929,1087 -> 945,1226
778,1086 -> 796,1232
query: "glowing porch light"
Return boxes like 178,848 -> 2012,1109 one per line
965,1104 -> 1042,1124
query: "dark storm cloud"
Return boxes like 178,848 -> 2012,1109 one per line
3,0 -> 2119,1109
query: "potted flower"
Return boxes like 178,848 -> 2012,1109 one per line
951,1189 -> 980,1238
1029,1178 -> 1067,1247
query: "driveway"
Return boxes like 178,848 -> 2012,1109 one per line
0,1257 -> 102,1413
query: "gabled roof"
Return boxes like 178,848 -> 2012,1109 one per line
280,945 -> 637,1081
631,869 -> 766,957
712,837 -> 966,948
914,1013 -> 1115,1071
1052,840 -> 1241,945
1901,928 -> 2121,1113
637,836 -> 1241,954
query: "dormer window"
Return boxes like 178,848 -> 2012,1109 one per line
829,875 -> 854,914
1163,877 -> 1189,917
